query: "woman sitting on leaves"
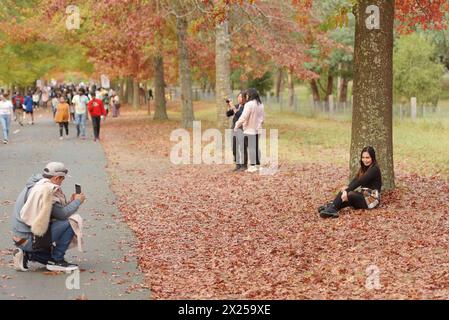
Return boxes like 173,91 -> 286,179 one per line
319,146 -> 382,218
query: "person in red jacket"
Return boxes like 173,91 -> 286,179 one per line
87,95 -> 106,142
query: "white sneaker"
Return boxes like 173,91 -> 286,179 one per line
46,259 -> 79,272
13,248 -> 28,272
246,166 -> 258,173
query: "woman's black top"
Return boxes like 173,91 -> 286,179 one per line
346,164 -> 382,193
226,104 -> 245,129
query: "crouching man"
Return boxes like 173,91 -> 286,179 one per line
11,162 -> 86,272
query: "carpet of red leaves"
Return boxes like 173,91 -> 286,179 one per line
101,109 -> 449,299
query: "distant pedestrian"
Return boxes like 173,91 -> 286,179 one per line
88,95 -> 106,142
32,91 -> 40,110
66,90 -> 75,122
41,87 -> 49,109
72,89 -> 89,139
51,95 -> 59,118
111,92 -> 120,118
54,96 -> 70,140
12,92 -> 24,126
0,93 -> 13,144
24,92 -> 34,125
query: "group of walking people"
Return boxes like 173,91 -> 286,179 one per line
0,91 -> 35,144
49,83 -> 121,141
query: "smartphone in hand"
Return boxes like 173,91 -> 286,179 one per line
75,184 -> 82,194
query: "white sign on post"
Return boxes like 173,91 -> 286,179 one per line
329,95 -> 334,113
411,97 -> 417,121
101,75 -> 110,89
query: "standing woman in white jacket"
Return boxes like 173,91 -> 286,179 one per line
234,88 -> 265,172
0,93 -> 14,144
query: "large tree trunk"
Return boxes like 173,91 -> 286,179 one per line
176,15 -> 194,128
153,55 -> 168,120
339,77 -> 348,103
326,74 -> 334,99
351,0 -> 395,190
275,68 -> 283,102
215,20 -> 232,130
310,79 -> 321,102
133,78 -> 139,110
126,77 -> 133,105
287,68 -> 295,108
119,78 -> 125,103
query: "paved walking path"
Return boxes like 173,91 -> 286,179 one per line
0,111 -> 150,300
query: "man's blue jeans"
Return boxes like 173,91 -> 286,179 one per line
0,114 -> 10,140
75,113 -> 87,137
18,220 -> 75,263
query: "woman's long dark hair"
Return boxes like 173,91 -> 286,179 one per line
239,90 -> 247,105
246,88 -> 262,105
357,146 -> 378,177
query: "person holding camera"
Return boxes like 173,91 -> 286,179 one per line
226,91 -> 247,171
11,162 -> 86,272
234,88 -> 265,173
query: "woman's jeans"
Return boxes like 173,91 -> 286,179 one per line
75,113 -> 87,137
17,220 -> 75,263
0,114 -> 10,140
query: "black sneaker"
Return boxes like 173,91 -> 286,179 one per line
318,202 -> 333,213
237,165 -> 248,172
13,248 -> 29,272
319,205 -> 339,218
46,259 -> 79,272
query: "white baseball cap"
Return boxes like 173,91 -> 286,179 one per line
43,162 -> 68,177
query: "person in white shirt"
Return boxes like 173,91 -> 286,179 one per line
111,91 -> 121,117
234,88 -> 265,173
32,91 -> 40,110
0,93 -> 14,144
72,89 -> 90,139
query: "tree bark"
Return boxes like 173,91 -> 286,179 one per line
351,0 -> 395,190
287,68 -> 294,108
275,68 -> 283,102
153,55 -> 168,120
215,20 -> 232,130
118,78 -> 125,103
326,74 -> 334,99
339,77 -> 348,103
176,15 -> 194,128
132,78 -> 139,110
126,77 -> 133,105
310,79 -> 321,102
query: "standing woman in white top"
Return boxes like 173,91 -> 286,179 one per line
234,88 -> 265,173
0,93 -> 14,144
